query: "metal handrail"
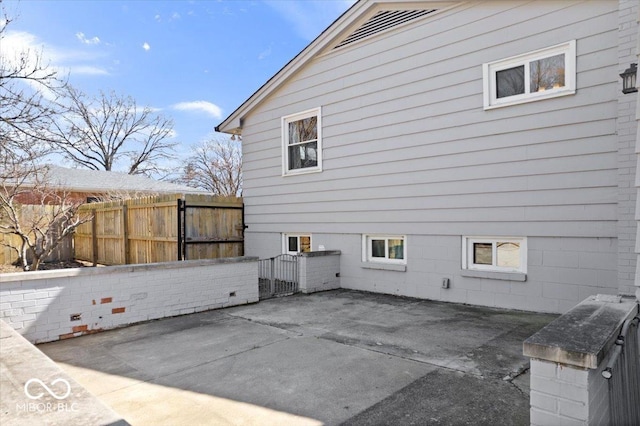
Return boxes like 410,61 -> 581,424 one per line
602,315 -> 640,426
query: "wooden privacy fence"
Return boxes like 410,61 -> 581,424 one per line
0,233 -> 22,265
74,194 -> 243,266
1,204 -> 74,266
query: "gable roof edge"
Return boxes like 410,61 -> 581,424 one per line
216,0 -> 459,135
215,0 -> 375,135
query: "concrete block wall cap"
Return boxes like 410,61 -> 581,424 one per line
0,256 -> 259,283
523,297 -> 639,369
298,250 -> 342,257
592,294 -> 622,303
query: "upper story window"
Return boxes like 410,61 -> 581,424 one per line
282,108 -> 322,176
462,236 -> 527,274
483,40 -> 576,109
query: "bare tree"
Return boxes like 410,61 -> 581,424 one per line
0,8 -> 87,271
1,7 -> 66,155
50,86 -> 178,176
181,139 -> 242,196
0,160 -> 92,271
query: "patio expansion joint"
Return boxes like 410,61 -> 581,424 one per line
222,312 -> 306,337
501,366 -> 530,397
317,333 -> 486,378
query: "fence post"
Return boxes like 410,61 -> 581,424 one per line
270,257 -> 275,296
91,209 -> 98,266
122,204 -> 129,264
176,199 -> 184,261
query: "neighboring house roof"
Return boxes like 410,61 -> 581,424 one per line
41,165 -> 208,195
215,0 -> 453,135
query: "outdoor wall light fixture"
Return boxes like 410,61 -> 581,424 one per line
620,63 -> 637,94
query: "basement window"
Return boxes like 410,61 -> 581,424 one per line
284,234 -> 311,255
462,236 -> 527,274
362,235 -> 406,264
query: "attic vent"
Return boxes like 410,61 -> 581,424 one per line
335,9 -> 436,49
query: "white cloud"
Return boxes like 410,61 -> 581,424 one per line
2,31 -> 43,65
68,65 -> 109,76
142,42 -> 151,51
154,12 -> 180,23
2,30 -> 110,86
173,101 -> 222,119
76,32 -> 101,45
0,31 -> 57,98
265,0 -> 355,41
258,45 -> 272,60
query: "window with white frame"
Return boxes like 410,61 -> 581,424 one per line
462,237 -> 527,273
363,235 -> 406,264
283,234 -> 311,255
282,108 -> 322,175
483,40 -> 576,109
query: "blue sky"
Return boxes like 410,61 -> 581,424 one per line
2,0 -> 353,167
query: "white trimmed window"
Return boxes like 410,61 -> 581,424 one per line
363,235 -> 406,264
282,108 -> 322,175
283,234 -> 311,255
462,237 -> 527,273
483,40 -> 576,109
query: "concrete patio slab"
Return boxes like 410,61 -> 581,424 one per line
0,320 -> 128,426
36,290 -> 557,425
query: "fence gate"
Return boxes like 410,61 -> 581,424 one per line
177,197 -> 244,261
258,254 -> 299,299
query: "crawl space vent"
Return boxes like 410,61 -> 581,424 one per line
335,9 -> 437,49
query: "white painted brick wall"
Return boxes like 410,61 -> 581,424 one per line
0,257 -> 259,343
530,360 -> 592,426
298,251 -> 341,294
529,346 -> 617,426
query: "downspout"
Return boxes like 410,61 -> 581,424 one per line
634,7 -> 640,303
635,2 -> 640,304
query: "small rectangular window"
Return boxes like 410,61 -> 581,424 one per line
463,237 -> 526,273
283,234 -> 312,254
363,235 -> 406,264
483,41 -> 575,109
282,108 -> 322,175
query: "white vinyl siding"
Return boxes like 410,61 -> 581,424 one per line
241,0 -> 617,239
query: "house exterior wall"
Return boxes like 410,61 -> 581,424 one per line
617,0 -> 639,298
240,1 -> 621,313
247,232 -> 616,313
